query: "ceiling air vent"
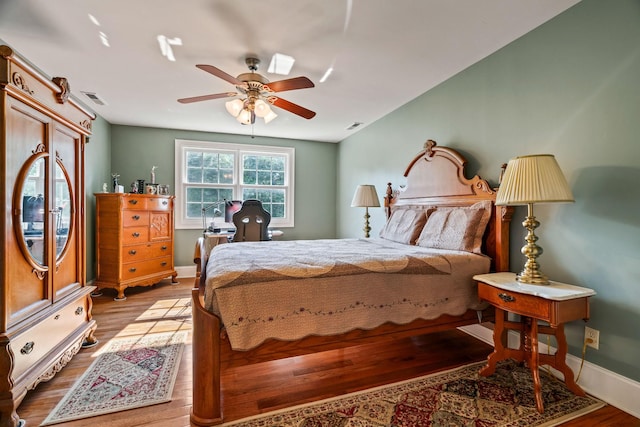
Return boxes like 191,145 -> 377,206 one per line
346,122 -> 363,130
81,91 -> 108,106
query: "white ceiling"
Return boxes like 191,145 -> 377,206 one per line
0,0 -> 580,143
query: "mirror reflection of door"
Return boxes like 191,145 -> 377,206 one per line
22,157 -> 46,265
55,161 -> 72,259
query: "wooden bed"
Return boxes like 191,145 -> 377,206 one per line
190,140 -> 512,426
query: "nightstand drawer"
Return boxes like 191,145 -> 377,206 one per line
478,282 -> 551,320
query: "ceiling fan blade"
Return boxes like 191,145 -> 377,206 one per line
196,64 -> 244,86
270,97 -> 316,119
264,76 -> 314,93
177,92 -> 237,104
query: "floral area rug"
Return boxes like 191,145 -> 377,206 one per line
41,331 -> 187,426
221,359 -> 604,427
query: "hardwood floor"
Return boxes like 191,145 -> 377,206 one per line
17,278 -> 639,426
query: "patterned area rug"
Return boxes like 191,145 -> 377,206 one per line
41,331 -> 187,426
221,359 -> 604,427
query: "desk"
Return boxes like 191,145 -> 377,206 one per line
203,232 -> 232,256
474,272 -> 595,413
203,229 -> 283,252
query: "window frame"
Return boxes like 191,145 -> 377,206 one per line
174,139 -> 295,229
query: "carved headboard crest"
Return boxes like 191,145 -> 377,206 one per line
425,139 -> 437,157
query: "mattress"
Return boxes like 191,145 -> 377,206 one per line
204,238 -> 490,350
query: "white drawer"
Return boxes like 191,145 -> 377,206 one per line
10,295 -> 90,381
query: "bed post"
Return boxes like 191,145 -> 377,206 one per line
191,289 -> 223,426
384,182 -> 393,219
491,205 -> 513,272
191,238 -> 223,426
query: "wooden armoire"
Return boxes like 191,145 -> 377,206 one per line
0,46 -> 97,426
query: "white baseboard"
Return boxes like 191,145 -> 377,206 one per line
176,265 -> 197,281
459,323 -> 640,419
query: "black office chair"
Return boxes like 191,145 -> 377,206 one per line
232,199 -> 271,242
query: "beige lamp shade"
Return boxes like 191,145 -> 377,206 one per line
351,185 -> 381,207
496,154 -> 574,206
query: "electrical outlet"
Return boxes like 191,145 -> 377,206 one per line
585,326 -> 599,350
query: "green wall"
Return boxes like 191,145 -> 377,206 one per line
107,126 -> 337,267
337,0 -> 640,381
84,116 -> 111,280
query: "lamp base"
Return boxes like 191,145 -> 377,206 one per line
517,203 -> 550,285
516,270 -> 550,285
362,207 -> 371,238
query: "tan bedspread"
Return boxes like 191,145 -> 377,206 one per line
204,238 -> 490,350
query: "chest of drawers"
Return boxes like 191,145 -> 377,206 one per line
95,193 -> 178,300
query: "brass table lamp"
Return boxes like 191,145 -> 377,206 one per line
495,154 -> 574,285
351,184 -> 380,238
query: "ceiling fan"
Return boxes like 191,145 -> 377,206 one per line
178,56 -> 316,124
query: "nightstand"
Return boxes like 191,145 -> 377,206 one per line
474,272 -> 596,413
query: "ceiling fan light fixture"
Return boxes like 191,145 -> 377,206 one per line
236,109 -> 252,124
263,110 -> 278,124
225,99 -> 244,117
253,99 -> 272,118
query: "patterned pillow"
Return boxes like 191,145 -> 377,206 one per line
379,208 -> 429,245
416,201 -> 492,254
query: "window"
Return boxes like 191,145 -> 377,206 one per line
175,139 -> 295,229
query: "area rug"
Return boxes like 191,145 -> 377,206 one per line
221,359 -> 604,427
41,331 -> 187,426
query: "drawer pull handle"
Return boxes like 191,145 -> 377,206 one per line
129,267 -> 137,272
161,246 -> 167,250
21,342 -> 34,355
498,293 -> 515,303
132,232 -> 140,237
132,215 -> 140,220
162,200 -> 168,205
129,199 -> 138,205
160,261 -> 167,266
54,314 -> 60,320
129,249 -> 137,255
75,307 -> 84,315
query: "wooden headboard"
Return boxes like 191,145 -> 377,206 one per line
384,140 -> 512,272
